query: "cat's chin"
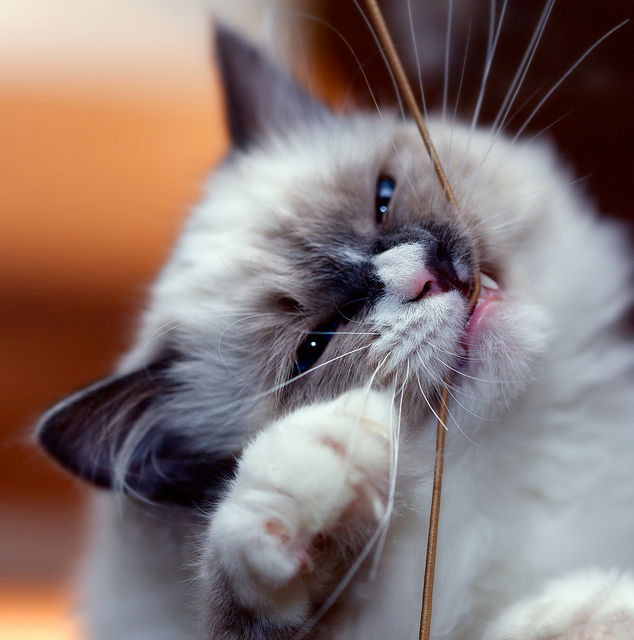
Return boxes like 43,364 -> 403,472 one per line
452,295 -> 552,427
367,278 -> 550,429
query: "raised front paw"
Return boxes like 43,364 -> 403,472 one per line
205,388 -> 396,620
487,569 -> 634,640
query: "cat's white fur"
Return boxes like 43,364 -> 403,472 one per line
64,106 -> 634,640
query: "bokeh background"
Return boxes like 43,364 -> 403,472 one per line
1,2 -> 224,637
0,0 -> 631,637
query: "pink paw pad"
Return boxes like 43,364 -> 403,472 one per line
320,435 -> 348,457
264,518 -> 314,574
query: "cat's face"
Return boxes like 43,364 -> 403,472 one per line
37,26 -> 556,506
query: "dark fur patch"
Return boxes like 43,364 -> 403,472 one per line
215,24 -> 330,151
37,353 -> 237,506
374,223 -> 473,296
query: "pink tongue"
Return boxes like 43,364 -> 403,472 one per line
466,287 -> 502,338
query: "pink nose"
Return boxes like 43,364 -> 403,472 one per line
403,267 -> 444,302
373,244 -> 447,302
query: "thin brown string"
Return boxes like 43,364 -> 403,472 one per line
418,383 -> 449,640
419,283 -> 481,640
419,274 -> 481,640
361,1 -> 482,638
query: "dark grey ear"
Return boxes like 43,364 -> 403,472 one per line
214,23 -> 330,150
36,354 -> 236,506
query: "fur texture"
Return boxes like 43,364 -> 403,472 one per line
37,21 -> 634,640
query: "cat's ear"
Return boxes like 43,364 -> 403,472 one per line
36,354 -> 236,506
214,23 -> 330,150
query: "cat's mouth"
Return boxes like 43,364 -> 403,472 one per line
464,273 -> 502,348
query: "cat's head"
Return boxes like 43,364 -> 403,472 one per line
37,25 -> 561,506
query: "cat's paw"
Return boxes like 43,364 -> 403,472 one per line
486,569 -> 634,640
206,388 -> 396,619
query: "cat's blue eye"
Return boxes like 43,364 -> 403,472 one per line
293,320 -> 340,376
375,176 -> 395,223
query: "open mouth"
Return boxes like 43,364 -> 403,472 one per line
465,273 -> 502,343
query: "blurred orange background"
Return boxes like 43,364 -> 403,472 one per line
0,1 -> 227,636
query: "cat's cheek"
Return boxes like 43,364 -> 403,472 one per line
457,300 -> 552,423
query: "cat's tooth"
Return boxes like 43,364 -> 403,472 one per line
480,273 -> 499,290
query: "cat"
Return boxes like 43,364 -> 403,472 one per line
36,18 -> 634,640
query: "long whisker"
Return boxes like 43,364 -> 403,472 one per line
446,22 -> 472,168
144,310 -> 273,349
442,0 -> 454,132
200,344 -> 375,420
352,0 -> 407,121
415,355 -> 479,447
416,353 -> 492,427
300,355 -> 391,590
444,379 -> 495,402
482,166 -> 595,240
429,351 -> 511,384
142,310 -> 277,371
312,331 -> 381,336
512,20 -> 628,144
296,490 -> 397,640
481,110 -> 569,187
491,0 -> 556,138
406,0 -> 428,122
464,0 -> 509,162
415,374 -> 447,431
420,335 -> 487,362
287,12 -> 421,202
435,383 -> 482,447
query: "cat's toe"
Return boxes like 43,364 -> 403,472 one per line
243,517 -> 314,586
207,500 -> 313,615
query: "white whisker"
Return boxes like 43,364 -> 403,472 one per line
442,0 -> 454,132
464,0 -> 509,167
416,353 -> 492,430
142,310 -> 277,369
351,0 -> 407,121
436,382 -> 482,447
429,351 -> 510,384
512,20 -> 628,144
406,0 -> 428,121
287,11 -> 421,200
446,21 -> 472,168
491,0 -> 556,139
415,371 -> 447,431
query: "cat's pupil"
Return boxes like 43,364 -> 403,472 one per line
294,319 -> 340,376
375,176 -> 395,223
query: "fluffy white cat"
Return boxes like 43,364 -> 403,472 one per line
37,21 -> 634,640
